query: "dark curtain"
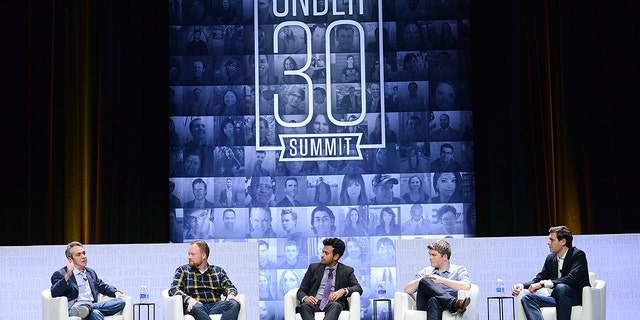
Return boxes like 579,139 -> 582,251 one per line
3,0 -> 639,245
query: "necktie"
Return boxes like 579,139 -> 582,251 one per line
319,268 -> 334,310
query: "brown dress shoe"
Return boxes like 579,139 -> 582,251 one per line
454,297 -> 471,315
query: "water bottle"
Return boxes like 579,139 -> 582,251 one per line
377,281 -> 386,299
496,279 -> 505,296
139,285 -> 149,303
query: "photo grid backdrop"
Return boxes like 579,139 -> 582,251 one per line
168,0 -> 473,319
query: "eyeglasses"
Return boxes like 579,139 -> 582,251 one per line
188,213 -> 209,221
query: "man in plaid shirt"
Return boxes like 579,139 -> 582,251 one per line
169,240 -> 241,320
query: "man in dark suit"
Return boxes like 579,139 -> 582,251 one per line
184,178 -> 215,208
512,226 -> 591,320
50,241 -> 127,318
219,178 -> 240,207
296,238 -> 362,320
277,177 -> 301,207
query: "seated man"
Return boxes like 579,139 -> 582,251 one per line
403,240 -> 471,320
50,241 -> 126,319
511,226 -> 590,320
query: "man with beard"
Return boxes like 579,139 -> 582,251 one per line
168,240 -> 241,320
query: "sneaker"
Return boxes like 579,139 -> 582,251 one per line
72,305 -> 90,318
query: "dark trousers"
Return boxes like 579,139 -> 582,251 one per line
298,301 -> 343,320
415,277 -> 457,320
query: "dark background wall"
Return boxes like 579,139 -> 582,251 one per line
2,0 -> 639,245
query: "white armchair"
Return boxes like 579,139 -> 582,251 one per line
284,288 -> 361,320
516,272 -> 606,320
161,289 -> 246,320
394,284 -> 480,320
41,289 -> 132,320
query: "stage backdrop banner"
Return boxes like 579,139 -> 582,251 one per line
169,1 -> 474,318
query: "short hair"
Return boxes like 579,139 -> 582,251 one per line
436,204 -> 458,220
440,143 -> 454,152
284,238 -> 299,248
407,115 -> 422,125
311,205 -> 335,225
192,178 -> 207,189
550,225 -> 573,247
287,85 -> 305,99
336,24 -> 354,35
189,117 -> 203,130
376,237 -> 395,251
311,205 -> 336,234
428,239 -> 452,259
65,241 -> 84,258
313,87 -> 326,96
281,209 -> 298,222
190,240 -> 210,258
257,239 -> 269,249
223,208 -> 236,216
250,207 -> 272,219
323,237 -> 346,259
285,177 -> 298,185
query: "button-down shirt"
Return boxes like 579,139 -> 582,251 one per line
74,270 -> 93,302
415,263 -> 470,296
169,264 -> 238,304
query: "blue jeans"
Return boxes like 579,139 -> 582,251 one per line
71,298 -> 125,320
415,277 -> 458,320
521,284 -> 581,320
186,300 -> 240,320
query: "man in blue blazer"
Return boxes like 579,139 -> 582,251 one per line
511,226 -> 591,320
296,237 -> 362,320
50,241 -> 126,319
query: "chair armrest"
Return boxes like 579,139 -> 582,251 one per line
96,294 -> 132,320
236,294 -> 247,320
459,284 -> 480,320
42,289 -> 71,320
162,289 -> 185,320
516,289 -> 529,320
581,281 -> 606,320
348,291 -> 360,320
394,291 -> 417,320
283,288 -> 299,320
120,296 -> 133,320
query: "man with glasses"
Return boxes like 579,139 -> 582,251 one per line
184,208 -> 215,240
433,204 -> 463,235
246,175 -> 277,207
430,143 -> 463,172
281,85 -> 306,115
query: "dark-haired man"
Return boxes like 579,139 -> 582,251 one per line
296,238 -> 363,320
